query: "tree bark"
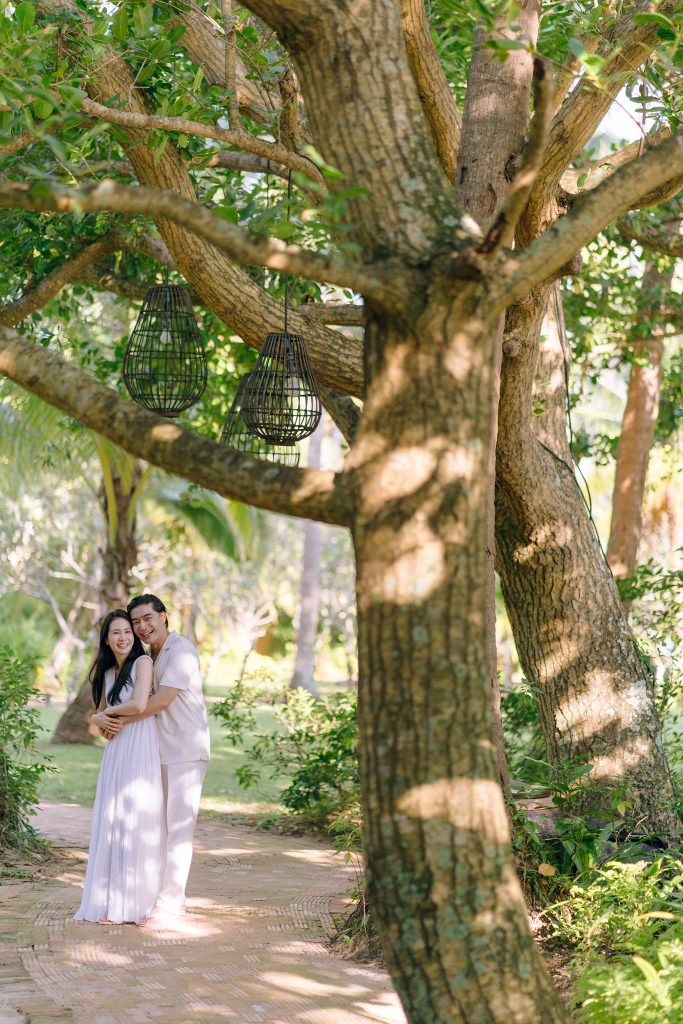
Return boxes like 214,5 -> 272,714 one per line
350,295 -> 567,1023
607,262 -> 672,578
290,421 -> 323,697
496,283 -> 679,836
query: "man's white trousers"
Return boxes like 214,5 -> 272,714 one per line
157,760 -> 208,914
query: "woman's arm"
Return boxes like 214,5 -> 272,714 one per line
94,656 -> 154,719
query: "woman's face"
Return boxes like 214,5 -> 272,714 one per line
107,617 -> 134,660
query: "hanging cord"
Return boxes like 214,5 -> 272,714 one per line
537,283 -> 614,576
283,168 -> 292,346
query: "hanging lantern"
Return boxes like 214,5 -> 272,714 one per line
219,374 -> 300,467
239,168 -> 322,445
123,275 -> 207,417
240,332 -> 322,444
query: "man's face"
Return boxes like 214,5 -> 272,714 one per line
130,603 -> 168,648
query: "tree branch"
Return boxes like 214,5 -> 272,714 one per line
530,0 -> 681,214
0,229 -> 125,327
0,178 -> 409,309
400,0 -> 461,185
479,58 -> 554,255
560,128 -> 671,193
0,130 -> 36,154
220,0 -> 239,129
200,150 -> 289,181
299,302 -> 365,326
617,215 -> 683,258
80,98 -> 325,189
0,324 -> 351,527
170,1 -> 273,123
319,388 -> 362,445
498,132 -> 683,306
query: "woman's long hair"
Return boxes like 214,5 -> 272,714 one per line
88,609 -> 146,709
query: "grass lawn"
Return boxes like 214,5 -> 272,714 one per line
36,702 -> 287,817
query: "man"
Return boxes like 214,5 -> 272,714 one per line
98,594 -> 210,924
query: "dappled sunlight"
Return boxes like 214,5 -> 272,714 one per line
66,942 -> 135,967
444,322 -> 488,382
150,421 -> 183,441
555,667 -> 654,732
282,848 -> 345,866
397,777 -> 508,831
514,521 -> 576,563
359,446 -> 437,515
365,521 -> 446,605
259,970 -> 370,998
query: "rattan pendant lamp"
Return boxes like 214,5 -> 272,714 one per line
239,171 -> 322,445
123,271 -> 207,417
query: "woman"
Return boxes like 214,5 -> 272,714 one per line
74,609 -> 163,925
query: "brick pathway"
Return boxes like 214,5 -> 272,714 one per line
0,804 -> 406,1024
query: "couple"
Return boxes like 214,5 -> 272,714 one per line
74,594 -> 210,927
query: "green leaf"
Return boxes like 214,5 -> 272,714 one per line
132,1 -> 153,35
33,98 -> 53,119
576,172 -> 588,189
111,4 -> 128,42
632,12 -> 675,29
16,1 -> 35,32
568,37 -> 586,59
152,135 -> 168,164
215,205 -> 240,223
270,221 -> 299,240
192,66 -> 205,93
43,133 -> 67,163
149,38 -> 171,61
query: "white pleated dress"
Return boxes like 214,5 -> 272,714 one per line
74,656 -> 164,924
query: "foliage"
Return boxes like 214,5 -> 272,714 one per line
212,682 -> 360,824
547,857 -> 683,957
0,647 -> 55,848
547,857 -> 683,1024
575,923 -> 683,1024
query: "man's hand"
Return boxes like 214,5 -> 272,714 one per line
92,711 -> 124,735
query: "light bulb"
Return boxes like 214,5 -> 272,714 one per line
159,322 -> 171,344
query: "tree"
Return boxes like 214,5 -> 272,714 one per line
0,1 -> 682,1019
607,217 -> 682,579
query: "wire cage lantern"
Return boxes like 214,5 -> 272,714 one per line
123,275 -> 207,417
240,332 -> 322,444
239,169 -> 322,445
219,374 -> 300,467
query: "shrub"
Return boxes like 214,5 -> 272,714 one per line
575,923 -> 683,1024
212,682 -> 360,824
0,647 -> 55,849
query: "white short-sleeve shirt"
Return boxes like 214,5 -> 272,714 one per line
152,630 -> 210,765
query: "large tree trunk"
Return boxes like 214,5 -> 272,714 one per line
607,262 -> 672,578
351,299 -> 567,1023
496,283 -> 679,836
52,459 -> 142,744
290,421 -> 324,696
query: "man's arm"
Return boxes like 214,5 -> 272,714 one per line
94,686 -> 181,733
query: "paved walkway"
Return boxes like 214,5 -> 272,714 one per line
0,804 -> 405,1024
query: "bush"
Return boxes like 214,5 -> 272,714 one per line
212,682 -> 359,824
576,923 -> 683,1024
0,647 -> 55,849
